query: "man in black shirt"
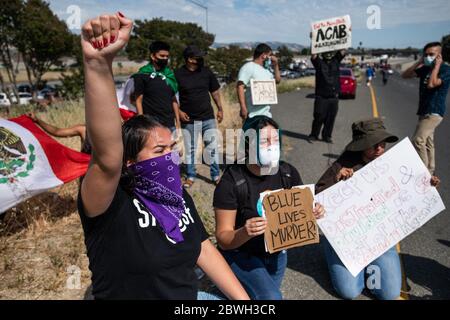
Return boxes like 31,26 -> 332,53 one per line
175,45 -> 224,187
134,41 -> 180,131
309,50 -> 346,144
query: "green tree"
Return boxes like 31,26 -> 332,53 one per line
301,48 -> 311,56
0,0 -> 24,108
126,18 -> 215,68
59,34 -> 84,100
207,45 -> 252,83
15,0 -> 73,92
442,34 -> 450,63
277,45 -> 293,70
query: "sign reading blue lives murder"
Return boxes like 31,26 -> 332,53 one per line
316,138 -> 446,277
259,185 -> 318,254
311,15 -> 352,55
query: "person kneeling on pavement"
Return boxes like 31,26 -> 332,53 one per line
213,116 -> 325,300
316,117 -> 440,300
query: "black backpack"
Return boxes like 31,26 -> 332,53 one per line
225,161 -> 293,212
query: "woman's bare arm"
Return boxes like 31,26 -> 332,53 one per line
80,12 -> 133,217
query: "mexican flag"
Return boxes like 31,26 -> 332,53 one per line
116,77 -> 137,121
0,115 -> 91,213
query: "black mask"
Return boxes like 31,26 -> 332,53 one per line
323,53 -> 333,61
193,57 -> 204,69
155,58 -> 168,69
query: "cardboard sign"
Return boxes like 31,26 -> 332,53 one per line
316,138 -> 446,276
311,15 -> 352,54
250,79 -> 278,105
260,185 -> 319,253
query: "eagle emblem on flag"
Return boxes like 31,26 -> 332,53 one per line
0,127 -> 36,184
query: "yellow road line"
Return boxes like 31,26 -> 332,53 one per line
369,85 -> 409,300
369,85 -> 379,118
397,243 -> 410,300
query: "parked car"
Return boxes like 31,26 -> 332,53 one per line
286,71 -> 303,79
339,68 -> 357,99
114,80 -> 126,89
0,93 -> 11,107
10,92 -> 33,105
18,84 -> 33,93
280,69 -> 291,78
303,68 -> 316,76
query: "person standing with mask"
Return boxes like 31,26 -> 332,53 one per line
134,41 -> 180,132
402,42 -> 450,175
308,50 -> 346,144
175,45 -> 224,188
237,43 -> 281,125
213,116 -> 325,300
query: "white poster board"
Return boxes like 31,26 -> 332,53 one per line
250,79 -> 278,105
316,138 -> 445,277
311,15 -> 352,55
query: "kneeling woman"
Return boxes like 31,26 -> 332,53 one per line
78,12 -> 249,300
214,116 -> 325,300
316,118 -> 440,300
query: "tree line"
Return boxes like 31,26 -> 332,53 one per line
1,0 -> 449,110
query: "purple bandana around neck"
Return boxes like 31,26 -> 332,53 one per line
130,151 -> 185,243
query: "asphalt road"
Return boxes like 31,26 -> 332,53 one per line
272,72 -> 450,300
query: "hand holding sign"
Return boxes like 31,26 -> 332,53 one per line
260,185 -> 320,254
311,15 -> 352,55
244,217 -> 268,237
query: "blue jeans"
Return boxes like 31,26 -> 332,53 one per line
182,119 -> 220,181
322,238 -> 402,300
221,250 -> 287,300
197,291 -> 224,300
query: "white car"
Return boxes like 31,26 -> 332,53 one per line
0,93 -> 12,107
10,92 -> 33,105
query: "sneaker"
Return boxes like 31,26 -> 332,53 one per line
183,178 -> 194,188
212,177 -> 221,186
308,135 -> 319,143
323,137 -> 334,144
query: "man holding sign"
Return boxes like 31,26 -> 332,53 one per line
315,118 -> 442,300
214,116 -> 325,300
309,15 -> 351,144
237,44 -> 281,124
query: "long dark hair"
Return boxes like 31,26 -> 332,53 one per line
243,116 -> 281,162
120,115 -> 167,194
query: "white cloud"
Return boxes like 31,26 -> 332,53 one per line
47,0 -> 450,45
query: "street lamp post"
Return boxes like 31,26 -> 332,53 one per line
187,0 -> 208,33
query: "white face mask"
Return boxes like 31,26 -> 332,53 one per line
424,56 -> 436,67
258,143 -> 280,167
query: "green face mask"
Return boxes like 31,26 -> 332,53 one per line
264,57 -> 272,69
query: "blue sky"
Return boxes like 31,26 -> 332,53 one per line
48,0 -> 450,48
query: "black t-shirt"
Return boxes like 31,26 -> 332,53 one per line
415,64 -> 450,116
175,66 -> 221,122
77,186 -> 209,300
213,164 -> 302,256
312,52 -> 345,98
133,73 -> 176,128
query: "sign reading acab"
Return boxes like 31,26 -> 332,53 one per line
311,15 -> 352,55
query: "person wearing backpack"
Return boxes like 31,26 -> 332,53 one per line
213,116 -> 325,300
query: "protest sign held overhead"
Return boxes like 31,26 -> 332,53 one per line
316,138 -> 446,277
260,185 -> 319,254
311,15 -> 352,54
